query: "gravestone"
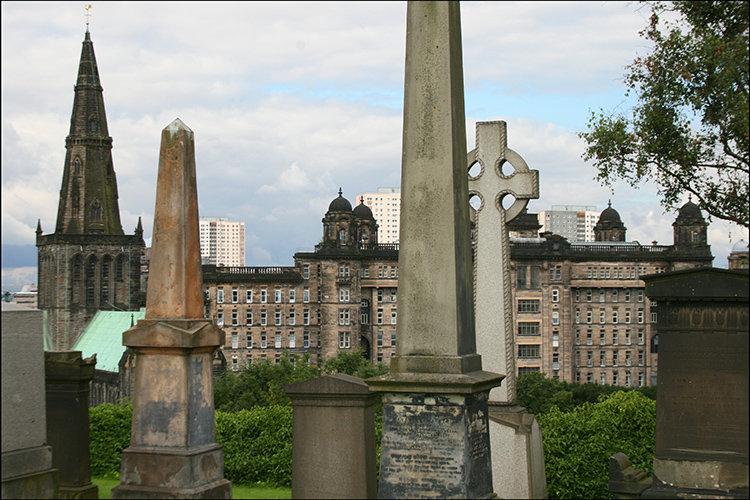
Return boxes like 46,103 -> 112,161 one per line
468,121 -> 546,498
1,303 -> 58,499
284,374 -> 378,499
45,351 -> 98,499
366,3 -> 504,498
642,267 -> 748,498
111,119 -> 231,499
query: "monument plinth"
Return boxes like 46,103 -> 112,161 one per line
111,119 -> 231,499
366,3 -> 502,498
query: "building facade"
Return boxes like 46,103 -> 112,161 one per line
204,190 -> 399,370
37,29 -> 145,350
511,200 -> 712,387
205,196 -> 712,389
199,216 -> 245,266
356,187 -> 401,244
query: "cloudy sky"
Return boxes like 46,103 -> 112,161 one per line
2,1 -> 745,292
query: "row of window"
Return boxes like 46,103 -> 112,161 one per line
586,266 -> 650,280
300,263 -> 399,280
577,370 -> 646,387
230,330 -> 318,349
576,349 -> 645,367
217,309 -> 317,326
575,308 -> 647,324
576,328 -> 646,346
214,287 -> 311,304
575,288 -> 645,303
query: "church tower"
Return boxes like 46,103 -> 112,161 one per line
594,200 -> 627,242
37,28 -> 145,350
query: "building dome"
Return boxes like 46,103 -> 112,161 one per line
598,201 -> 622,223
327,188 -> 352,213
353,198 -> 375,220
731,239 -> 749,253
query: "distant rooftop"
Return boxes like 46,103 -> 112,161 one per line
70,308 -> 146,372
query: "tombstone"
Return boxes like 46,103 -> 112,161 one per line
469,121 -> 547,498
366,3 -> 504,498
608,453 -> 651,499
642,267 -> 749,498
284,374 -> 378,499
1,303 -> 58,499
45,351 -> 98,499
111,119 -> 231,498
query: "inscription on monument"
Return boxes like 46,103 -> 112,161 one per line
656,330 -> 748,460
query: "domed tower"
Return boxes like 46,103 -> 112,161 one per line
728,239 -> 749,270
594,200 -> 627,241
321,188 -> 355,248
353,197 -> 379,246
672,199 -> 709,249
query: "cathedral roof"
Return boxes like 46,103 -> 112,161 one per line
328,188 -> 353,213
353,197 -> 375,220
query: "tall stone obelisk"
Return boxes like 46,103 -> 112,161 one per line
111,119 -> 231,499
366,3 -> 503,498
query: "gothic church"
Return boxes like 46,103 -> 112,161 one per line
37,29 -> 145,350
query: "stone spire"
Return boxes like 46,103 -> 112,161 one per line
54,29 -> 123,236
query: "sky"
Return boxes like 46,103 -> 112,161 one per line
2,1 -> 746,293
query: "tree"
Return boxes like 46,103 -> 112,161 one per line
580,1 -> 749,228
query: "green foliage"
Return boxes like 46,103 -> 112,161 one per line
323,348 -> 390,379
538,391 -> 656,500
216,406 -> 294,487
214,352 -> 322,411
89,403 -> 132,478
517,371 -> 656,415
580,1 -> 749,227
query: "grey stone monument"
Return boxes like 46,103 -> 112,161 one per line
111,119 -> 231,499
366,3 -> 504,498
469,121 -> 547,499
284,374 -> 378,499
642,267 -> 748,499
1,303 -> 58,499
45,351 -> 98,499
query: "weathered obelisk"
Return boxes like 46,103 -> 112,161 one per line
366,3 -> 503,498
111,119 -> 231,499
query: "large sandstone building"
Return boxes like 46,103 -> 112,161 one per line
205,191 -> 712,387
36,29 -> 145,350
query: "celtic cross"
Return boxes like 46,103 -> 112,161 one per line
469,120 -> 539,404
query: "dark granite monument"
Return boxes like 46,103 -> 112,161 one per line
45,351 -> 98,499
642,267 -> 748,499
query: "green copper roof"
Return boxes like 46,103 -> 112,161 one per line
71,308 -> 146,372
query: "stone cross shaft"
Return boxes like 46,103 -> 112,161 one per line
469,121 -> 539,404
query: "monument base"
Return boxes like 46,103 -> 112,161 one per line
1,445 -> 58,499
111,444 -> 231,499
487,404 -> 547,499
368,371 -> 503,499
58,482 -> 98,499
642,457 -> 749,499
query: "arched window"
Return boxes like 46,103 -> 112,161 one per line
90,119 -> 97,132
650,334 -> 659,354
91,200 -> 102,221
339,229 -> 347,242
101,256 -> 111,305
115,256 -> 125,282
86,257 -> 98,306
73,157 -> 82,174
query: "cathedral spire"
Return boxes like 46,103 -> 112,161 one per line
54,28 -> 123,236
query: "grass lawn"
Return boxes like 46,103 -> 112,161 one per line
92,477 -> 291,499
